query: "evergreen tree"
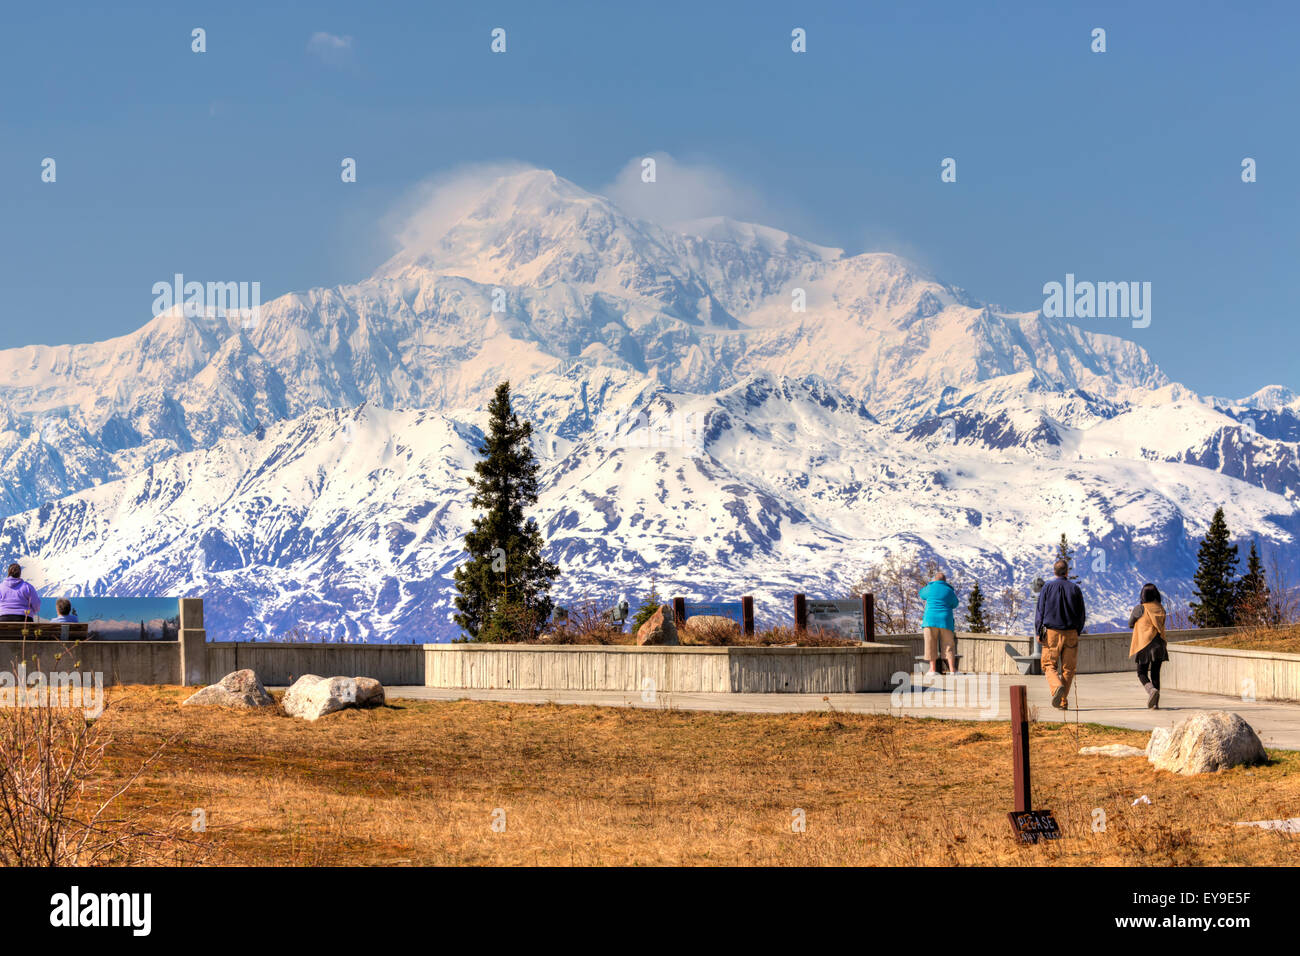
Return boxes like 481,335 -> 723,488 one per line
964,581 -> 990,633
453,382 -> 560,641
1236,539 -> 1270,626
1055,534 -> 1078,579
631,576 -> 664,631
1190,507 -> 1240,628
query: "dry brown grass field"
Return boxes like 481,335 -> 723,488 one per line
1194,625 -> 1300,655
56,685 -> 1297,866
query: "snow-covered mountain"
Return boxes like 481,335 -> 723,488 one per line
1,169 -> 1296,640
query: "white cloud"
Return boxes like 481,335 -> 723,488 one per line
308,31 -> 354,65
600,153 -> 768,228
388,161 -> 538,256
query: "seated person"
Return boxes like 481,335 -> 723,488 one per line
0,563 -> 40,622
51,598 -> 80,623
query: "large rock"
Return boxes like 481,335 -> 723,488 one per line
183,669 -> 275,710
1146,711 -> 1267,775
282,674 -> 386,721
281,674 -> 324,716
636,605 -> 678,646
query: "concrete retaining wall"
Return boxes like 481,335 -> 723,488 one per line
205,642 -> 426,687
1166,643 -> 1300,702
882,633 -> 1030,674
422,643 -> 912,693
0,640 -> 181,685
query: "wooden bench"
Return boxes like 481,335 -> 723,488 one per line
0,622 -> 91,641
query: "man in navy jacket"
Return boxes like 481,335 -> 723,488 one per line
1034,559 -> 1087,710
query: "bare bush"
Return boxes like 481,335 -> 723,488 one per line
688,623 -> 855,647
538,596 -> 627,645
992,586 -> 1029,635
853,550 -> 939,634
0,662 -> 206,865
1165,603 -> 1196,631
1265,546 -> 1300,626
680,617 -> 741,646
757,626 -> 856,647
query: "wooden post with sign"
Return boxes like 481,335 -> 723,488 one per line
1010,684 -> 1031,812
1007,683 -> 1061,843
793,593 -> 807,632
862,593 -> 875,642
672,597 -> 687,630
741,595 -> 755,636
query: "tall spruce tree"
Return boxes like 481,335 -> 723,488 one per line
965,582 -> 990,633
1236,539 -> 1269,626
453,381 -> 560,641
1189,507 -> 1240,628
1055,533 -> 1078,579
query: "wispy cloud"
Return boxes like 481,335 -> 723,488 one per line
307,31 -> 354,66
600,153 -> 768,228
388,161 -> 537,255
380,156 -> 826,264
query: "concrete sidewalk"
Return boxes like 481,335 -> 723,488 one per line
387,672 -> 1300,751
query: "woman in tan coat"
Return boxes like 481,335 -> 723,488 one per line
1128,583 -> 1168,709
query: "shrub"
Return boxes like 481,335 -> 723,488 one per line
537,598 -> 630,645
754,626 -> 857,647
680,617 -> 741,645
0,653 -> 206,865
477,600 -> 549,644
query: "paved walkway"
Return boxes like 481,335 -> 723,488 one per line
388,672 -> 1300,751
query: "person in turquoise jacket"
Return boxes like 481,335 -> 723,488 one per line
918,573 -> 960,675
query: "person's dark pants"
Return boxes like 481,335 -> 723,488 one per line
1137,658 -> 1162,690
0,614 -> 33,622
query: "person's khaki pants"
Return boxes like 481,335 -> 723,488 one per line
1042,628 -> 1079,701
923,627 -> 956,660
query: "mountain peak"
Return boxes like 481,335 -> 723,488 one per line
377,173 -> 663,288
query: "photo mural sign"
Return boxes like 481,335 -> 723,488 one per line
54,597 -> 182,641
805,599 -> 865,641
682,601 -> 744,625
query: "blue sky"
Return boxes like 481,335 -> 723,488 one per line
0,0 -> 1294,398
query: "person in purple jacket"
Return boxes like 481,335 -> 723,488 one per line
0,563 -> 41,622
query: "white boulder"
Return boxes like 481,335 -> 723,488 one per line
183,669 -> 275,710
1146,711 -> 1267,775
282,674 -> 386,721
